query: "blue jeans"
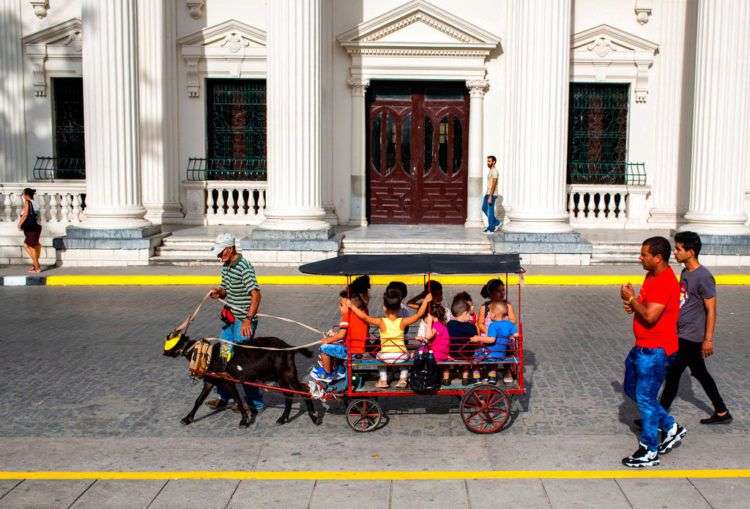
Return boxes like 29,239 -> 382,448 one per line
215,320 -> 265,410
482,195 -> 500,231
623,347 -> 675,452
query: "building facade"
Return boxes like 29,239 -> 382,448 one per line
1,0 -> 749,264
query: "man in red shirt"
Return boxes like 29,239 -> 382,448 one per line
619,236 -> 686,467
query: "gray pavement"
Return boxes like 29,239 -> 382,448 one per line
2,262 -> 750,277
0,284 -> 748,507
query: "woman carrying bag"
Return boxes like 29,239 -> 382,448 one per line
17,187 -> 43,273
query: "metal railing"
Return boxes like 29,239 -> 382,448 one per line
186,157 -> 266,181
567,161 -> 646,186
33,157 -> 86,180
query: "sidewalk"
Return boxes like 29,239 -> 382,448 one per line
0,437 -> 748,508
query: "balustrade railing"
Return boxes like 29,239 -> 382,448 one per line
183,180 -> 266,225
567,183 -> 650,229
0,183 -> 87,234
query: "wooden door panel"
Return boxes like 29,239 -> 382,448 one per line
367,83 -> 468,224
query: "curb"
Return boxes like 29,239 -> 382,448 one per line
2,274 -> 750,286
1,468 -> 749,481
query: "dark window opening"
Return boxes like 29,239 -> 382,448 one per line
567,83 -> 636,185
201,79 -> 266,180
49,77 -> 85,179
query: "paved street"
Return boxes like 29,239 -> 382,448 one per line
0,283 -> 748,507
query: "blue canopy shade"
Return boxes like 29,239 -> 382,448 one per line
299,254 -> 523,275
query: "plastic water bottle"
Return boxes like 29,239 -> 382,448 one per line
427,349 -> 435,363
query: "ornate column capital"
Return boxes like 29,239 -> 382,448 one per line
466,79 -> 489,97
347,78 -> 370,97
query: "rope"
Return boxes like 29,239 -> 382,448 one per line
175,292 -> 327,352
201,336 -> 322,352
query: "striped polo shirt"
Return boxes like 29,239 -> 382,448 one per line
220,255 -> 259,319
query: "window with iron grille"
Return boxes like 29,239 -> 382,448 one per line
204,79 -> 266,180
51,77 -> 85,179
567,83 -> 635,185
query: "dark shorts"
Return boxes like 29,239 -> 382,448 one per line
23,226 -> 42,247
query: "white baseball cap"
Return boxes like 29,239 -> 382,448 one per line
210,232 -> 236,256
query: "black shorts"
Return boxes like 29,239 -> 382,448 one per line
23,226 -> 42,247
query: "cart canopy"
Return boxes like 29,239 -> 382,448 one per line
299,254 -> 523,275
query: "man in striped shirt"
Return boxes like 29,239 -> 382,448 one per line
205,232 -> 265,412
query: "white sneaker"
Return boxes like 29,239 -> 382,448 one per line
622,443 -> 660,468
658,423 -> 687,454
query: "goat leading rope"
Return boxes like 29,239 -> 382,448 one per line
175,291 -> 326,352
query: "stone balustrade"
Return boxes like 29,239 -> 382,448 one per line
0,182 -> 86,235
183,180 -> 267,225
567,184 -> 650,229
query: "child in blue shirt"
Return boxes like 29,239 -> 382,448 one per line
473,301 -> 518,384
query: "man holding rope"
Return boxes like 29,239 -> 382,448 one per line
204,233 -> 265,413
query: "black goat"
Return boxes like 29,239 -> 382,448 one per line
164,334 -> 323,427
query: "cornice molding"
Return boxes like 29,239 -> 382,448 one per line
337,0 -> 500,57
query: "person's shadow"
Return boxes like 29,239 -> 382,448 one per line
611,380 -> 640,436
611,372 -> 713,436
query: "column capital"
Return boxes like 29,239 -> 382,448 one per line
466,79 -> 489,97
348,77 -> 370,96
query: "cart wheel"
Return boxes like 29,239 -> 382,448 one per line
346,399 -> 383,432
460,384 -> 510,434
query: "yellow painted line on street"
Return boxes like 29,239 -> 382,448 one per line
0,470 -> 748,481
40,273 -> 750,286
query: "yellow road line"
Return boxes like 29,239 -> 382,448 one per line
0,470 -> 748,481
41,274 -> 750,286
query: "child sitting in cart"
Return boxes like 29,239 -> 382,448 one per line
448,294 -> 494,385
472,301 -> 518,384
347,289 -> 432,388
311,290 -> 369,383
417,301 -> 453,385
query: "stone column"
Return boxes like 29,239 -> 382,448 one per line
80,0 -> 150,228
681,0 -> 750,235
465,79 -> 488,228
262,0 -> 328,231
504,0 -> 572,233
0,0 -> 27,183
137,0 -> 183,224
348,78 -> 368,227
649,0 -> 696,226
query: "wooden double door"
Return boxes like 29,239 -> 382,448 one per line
367,82 -> 469,224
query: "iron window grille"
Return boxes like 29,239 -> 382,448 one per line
189,78 -> 266,181
567,83 -> 645,185
33,156 -> 86,181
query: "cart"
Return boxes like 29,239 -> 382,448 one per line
298,253 -> 526,434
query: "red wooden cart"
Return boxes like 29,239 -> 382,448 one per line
298,254 -> 526,434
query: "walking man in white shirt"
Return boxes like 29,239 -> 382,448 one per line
482,155 -> 500,234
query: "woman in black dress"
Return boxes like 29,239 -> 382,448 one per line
17,187 -> 42,272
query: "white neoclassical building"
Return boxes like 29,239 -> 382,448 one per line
0,0 -> 749,266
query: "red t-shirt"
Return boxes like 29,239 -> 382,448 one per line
633,267 -> 679,355
341,309 -> 368,355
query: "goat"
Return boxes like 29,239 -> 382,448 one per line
163,334 -> 323,428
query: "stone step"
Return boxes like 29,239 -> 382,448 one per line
149,256 -> 219,266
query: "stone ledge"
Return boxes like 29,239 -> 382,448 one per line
54,233 -> 168,250
65,225 -> 162,240
242,230 -> 341,252
493,231 -> 593,255
249,227 -> 334,241
678,234 -> 750,256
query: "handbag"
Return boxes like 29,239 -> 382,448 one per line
408,351 -> 441,393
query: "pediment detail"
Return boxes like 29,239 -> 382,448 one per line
573,24 -> 657,59
178,19 -> 266,51
338,0 -> 500,56
23,18 -> 82,50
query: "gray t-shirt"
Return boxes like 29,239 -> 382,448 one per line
678,265 -> 716,343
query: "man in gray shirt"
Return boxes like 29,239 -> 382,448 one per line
660,231 -> 731,424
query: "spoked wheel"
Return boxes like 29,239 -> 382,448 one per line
460,384 -> 511,434
346,398 -> 383,432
